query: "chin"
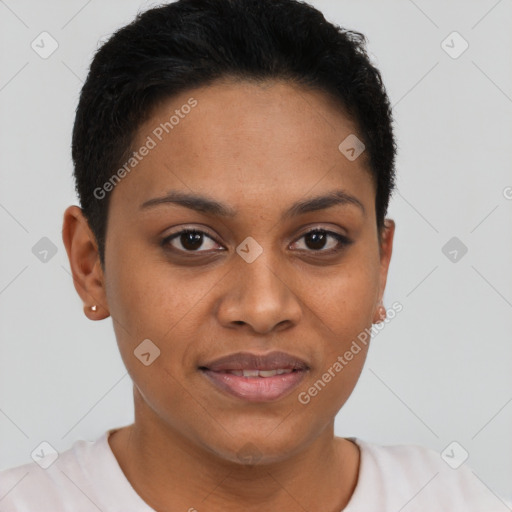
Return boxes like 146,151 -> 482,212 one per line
201,428 -> 308,467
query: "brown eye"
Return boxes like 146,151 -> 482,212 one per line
291,229 -> 352,253
162,229 -> 221,253
161,227 -> 351,256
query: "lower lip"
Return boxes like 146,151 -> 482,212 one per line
200,369 -> 308,402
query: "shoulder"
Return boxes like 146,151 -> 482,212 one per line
344,438 -> 507,512
0,436 -> 103,512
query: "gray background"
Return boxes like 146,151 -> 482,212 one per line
1,0 -> 511,505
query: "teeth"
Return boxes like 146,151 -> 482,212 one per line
243,369 -> 260,377
258,370 -> 278,377
225,369 -> 294,377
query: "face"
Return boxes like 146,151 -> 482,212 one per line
65,79 -> 394,465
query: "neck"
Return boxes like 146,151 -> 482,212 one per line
109,391 -> 360,512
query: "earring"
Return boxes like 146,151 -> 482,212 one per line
90,305 -> 98,312
375,302 -> 386,324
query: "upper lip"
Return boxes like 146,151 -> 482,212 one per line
200,351 -> 310,372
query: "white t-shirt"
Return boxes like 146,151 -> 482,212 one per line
0,428 -> 507,511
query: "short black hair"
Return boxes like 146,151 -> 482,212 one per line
71,0 -> 397,268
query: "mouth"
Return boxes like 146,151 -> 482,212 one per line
198,351 -> 310,402
209,368 -> 297,377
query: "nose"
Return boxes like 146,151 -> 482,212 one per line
214,250 -> 303,335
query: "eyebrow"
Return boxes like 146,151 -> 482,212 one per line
140,188 -> 366,219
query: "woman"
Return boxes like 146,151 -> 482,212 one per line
0,0 -> 502,510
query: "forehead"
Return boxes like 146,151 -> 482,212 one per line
110,79 -> 374,218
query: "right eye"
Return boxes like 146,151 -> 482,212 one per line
161,229 -> 224,254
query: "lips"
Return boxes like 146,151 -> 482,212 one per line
199,351 -> 310,402
199,351 -> 310,372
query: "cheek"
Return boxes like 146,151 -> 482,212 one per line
312,254 -> 379,335
105,243 -> 202,335
298,355 -> 368,432
104,253 -> 198,416
297,317 -> 372,425
303,248 -> 378,402
105,245 -> 224,384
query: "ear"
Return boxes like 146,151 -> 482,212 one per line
61,205 -> 110,320
372,218 -> 395,324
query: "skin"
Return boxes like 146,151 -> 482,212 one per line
62,79 -> 395,512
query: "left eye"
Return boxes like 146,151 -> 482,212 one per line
291,229 -> 351,253
162,228 -> 351,254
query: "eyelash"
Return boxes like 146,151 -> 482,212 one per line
161,227 -> 352,256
